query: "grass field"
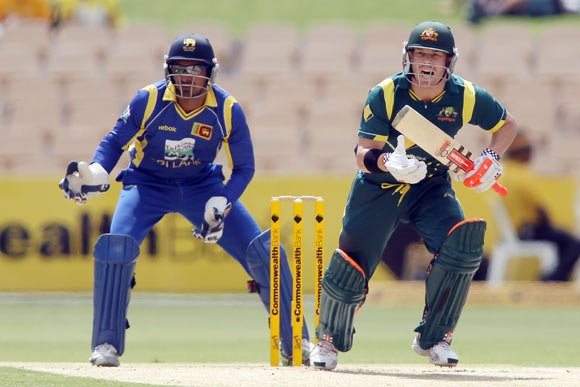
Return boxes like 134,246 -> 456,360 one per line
0,290 -> 579,385
118,0 -> 463,34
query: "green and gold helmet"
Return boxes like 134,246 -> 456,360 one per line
406,21 -> 456,56
402,21 -> 459,87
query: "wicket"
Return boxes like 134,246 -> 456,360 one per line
269,196 -> 324,366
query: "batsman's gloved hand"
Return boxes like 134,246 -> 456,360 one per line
192,196 -> 232,243
58,161 -> 110,205
460,147 -> 503,193
384,135 -> 427,184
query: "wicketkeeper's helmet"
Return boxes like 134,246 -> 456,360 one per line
164,34 -> 219,98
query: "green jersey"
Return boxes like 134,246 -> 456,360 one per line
359,72 -> 506,184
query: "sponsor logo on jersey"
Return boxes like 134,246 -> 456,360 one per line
437,106 -> 457,122
158,125 -> 177,132
420,28 -> 439,42
192,122 -> 213,139
183,38 -> 196,52
164,138 -> 195,161
120,105 -> 131,123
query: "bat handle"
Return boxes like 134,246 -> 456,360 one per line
492,182 -> 508,196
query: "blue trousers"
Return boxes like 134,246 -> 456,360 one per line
100,175 -> 308,356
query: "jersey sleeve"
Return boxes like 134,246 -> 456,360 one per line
91,89 -> 149,172
469,85 -> 507,133
221,101 -> 255,203
358,85 -> 391,142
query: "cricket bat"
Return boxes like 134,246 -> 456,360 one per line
392,105 -> 508,196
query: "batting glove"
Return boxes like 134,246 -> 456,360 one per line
192,196 -> 232,243
59,161 -> 110,205
461,148 -> 503,193
384,135 -> 427,184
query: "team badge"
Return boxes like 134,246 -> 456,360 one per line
192,122 -> 213,139
420,28 -> 438,42
437,106 -> 457,122
183,38 -> 196,52
120,105 -> 131,123
164,138 -> 195,161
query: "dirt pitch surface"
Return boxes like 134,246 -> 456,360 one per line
2,362 -> 579,387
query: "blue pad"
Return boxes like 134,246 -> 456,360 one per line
91,234 -> 140,356
246,230 -> 309,357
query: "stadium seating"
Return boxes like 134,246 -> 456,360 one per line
0,20 -> 578,179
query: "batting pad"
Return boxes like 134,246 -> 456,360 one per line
417,219 -> 486,349
92,234 -> 140,356
316,250 -> 367,352
246,230 -> 309,357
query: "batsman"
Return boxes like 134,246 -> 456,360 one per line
58,34 -> 312,366
310,21 -> 518,370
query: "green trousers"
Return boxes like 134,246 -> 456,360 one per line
338,172 -> 465,279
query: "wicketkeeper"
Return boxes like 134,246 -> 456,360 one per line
59,34 -> 312,367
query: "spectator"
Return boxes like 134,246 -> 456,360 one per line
51,0 -> 119,28
501,131 -> 580,281
0,0 -> 52,23
467,0 -> 577,23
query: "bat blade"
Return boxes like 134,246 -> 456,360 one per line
392,105 -> 507,196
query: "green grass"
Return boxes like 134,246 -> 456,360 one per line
118,0 -> 464,34
1,293 -> 579,365
1,293 -> 579,386
0,368 -> 168,387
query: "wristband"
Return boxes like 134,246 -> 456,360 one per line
481,147 -> 500,161
363,148 -> 384,173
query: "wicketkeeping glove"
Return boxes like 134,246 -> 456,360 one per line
384,135 -> 427,184
58,161 -> 110,205
192,196 -> 232,243
460,147 -> 503,193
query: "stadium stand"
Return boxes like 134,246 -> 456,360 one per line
0,20 -> 579,178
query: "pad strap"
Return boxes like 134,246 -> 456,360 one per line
317,249 -> 367,352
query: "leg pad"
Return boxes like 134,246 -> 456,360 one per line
92,234 -> 139,356
317,249 -> 367,352
417,219 -> 486,349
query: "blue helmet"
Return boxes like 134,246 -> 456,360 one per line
164,34 -> 219,98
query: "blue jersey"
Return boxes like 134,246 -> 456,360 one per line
92,81 -> 254,203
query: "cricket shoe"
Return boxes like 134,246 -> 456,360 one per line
89,343 -> 120,367
281,339 -> 315,366
309,339 -> 338,371
428,341 -> 459,367
411,333 -> 430,357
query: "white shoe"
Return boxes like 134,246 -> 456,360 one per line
429,341 -> 459,367
89,343 -> 120,367
281,339 -> 315,366
309,339 -> 338,370
411,334 -> 430,357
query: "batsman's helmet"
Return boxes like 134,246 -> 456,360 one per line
402,21 -> 458,84
164,34 -> 219,98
